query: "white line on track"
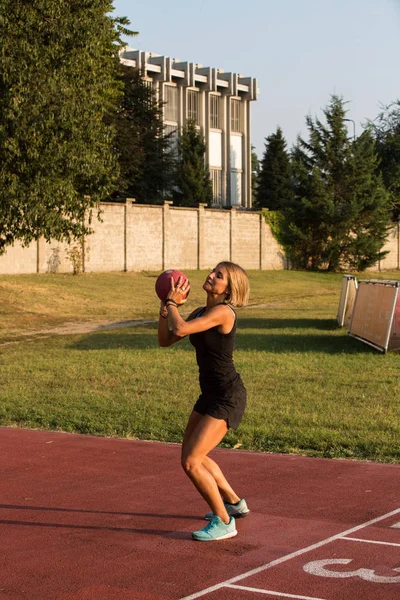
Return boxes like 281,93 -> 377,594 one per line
227,583 -> 327,599
179,507 -> 400,600
342,536 -> 400,547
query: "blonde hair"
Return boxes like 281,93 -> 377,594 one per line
217,261 -> 250,307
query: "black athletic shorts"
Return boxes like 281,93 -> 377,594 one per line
193,381 -> 247,430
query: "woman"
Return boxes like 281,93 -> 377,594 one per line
158,261 -> 250,541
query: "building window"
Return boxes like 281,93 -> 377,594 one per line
138,79 -> 154,109
210,169 -> 222,205
164,124 -> 178,155
230,171 -> 242,206
164,85 -> 178,122
187,89 -> 200,124
210,95 -> 220,129
231,98 -> 242,133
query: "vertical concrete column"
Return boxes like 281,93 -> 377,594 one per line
197,203 -> 207,269
37,238 -> 44,273
221,94 -> 228,206
81,234 -> 86,274
82,205 -> 91,273
241,101 -> 248,208
226,94 -> 232,207
124,200 -> 128,272
397,221 -> 400,270
153,79 -> 160,103
124,198 -> 135,272
245,100 -> 252,208
203,90 -> 210,166
180,85 -> 185,133
162,200 -> 173,270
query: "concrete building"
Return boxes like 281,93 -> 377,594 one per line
119,48 -> 258,209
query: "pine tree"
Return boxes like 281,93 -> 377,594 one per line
371,101 -> 400,221
111,65 -> 174,204
174,120 -> 212,207
341,131 -> 392,270
251,145 -> 260,206
0,0 -> 133,253
256,127 -> 294,210
281,95 -> 391,271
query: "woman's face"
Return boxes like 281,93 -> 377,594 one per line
203,264 -> 230,296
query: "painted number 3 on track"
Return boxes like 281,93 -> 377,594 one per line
303,559 -> 400,583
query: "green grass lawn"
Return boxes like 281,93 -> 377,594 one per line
1,269 -> 399,462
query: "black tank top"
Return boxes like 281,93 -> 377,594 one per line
189,304 -> 240,396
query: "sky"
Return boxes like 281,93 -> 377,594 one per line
112,0 -> 400,158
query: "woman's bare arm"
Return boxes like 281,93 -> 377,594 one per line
166,304 -> 234,338
158,305 -> 203,347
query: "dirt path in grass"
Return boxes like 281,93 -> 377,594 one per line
0,318 -> 155,347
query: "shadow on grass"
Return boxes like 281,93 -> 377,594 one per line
238,317 -> 338,331
237,332 -> 374,354
70,324 -> 375,355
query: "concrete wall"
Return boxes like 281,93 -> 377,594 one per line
126,204 -> 163,271
201,207 -> 231,268
379,222 -> 400,271
0,240 -> 38,275
0,200 -> 398,275
85,203 -> 126,273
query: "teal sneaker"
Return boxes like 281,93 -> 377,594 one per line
192,515 -> 237,541
205,498 -> 249,520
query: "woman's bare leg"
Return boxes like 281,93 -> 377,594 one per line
181,413 -> 231,523
182,411 -> 241,506
202,456 -> 241,504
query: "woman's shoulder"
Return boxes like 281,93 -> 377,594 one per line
212,303 -> 236,330
216,302 -> 236,317
223,303 -> 236,314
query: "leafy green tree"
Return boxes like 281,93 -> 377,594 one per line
111,65 -> 174,204
256,127 -> 294,210
0,0 -> 133,254
281,95 -> 391,271
173,120 -> 212,207
370,101 -> 400,221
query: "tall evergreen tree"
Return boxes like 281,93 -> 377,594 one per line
281,95 -> 391,271
0,0 -> 133,253
251,145 -> 260,206
111,65 -> 174,204
256,127 -> 294,210
370,101 -> 400,221
173,120 -> 212,207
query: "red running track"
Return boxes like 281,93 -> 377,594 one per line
0,427 -> 399,600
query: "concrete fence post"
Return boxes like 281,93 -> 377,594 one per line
398,221 -> 400,270
124,201 -> 128,272
162,201 -> 173,270
81,234 -> 85,274
197,203 -> 207,270
36,239 -> 41,273
229,206 -> 237,262
124,198 -> 135,272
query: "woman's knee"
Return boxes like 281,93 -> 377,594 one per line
181,453 -> 202,476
